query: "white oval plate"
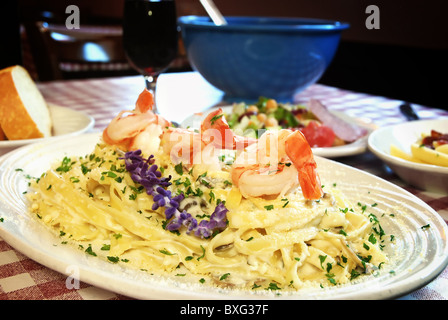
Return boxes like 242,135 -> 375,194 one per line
181,106 -> 376,158
0,133 -> 447,300
368,119 -> 448,194
0,104 -> 94,156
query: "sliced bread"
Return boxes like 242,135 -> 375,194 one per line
0,125 -> 5,140
0,65 -> 52,140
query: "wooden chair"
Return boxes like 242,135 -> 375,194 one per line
24,20 -> 137,81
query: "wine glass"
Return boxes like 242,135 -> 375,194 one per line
122,0 -> 178,113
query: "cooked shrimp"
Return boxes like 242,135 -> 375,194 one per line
102,89 -> 170,150
162,108 -> 256,167
232,162 -> 300,198
231,129 -> 323,200
201,108 -> 256,150
161,127 -> 204,165
161,127 -> 226,175
129,123 -> 164,156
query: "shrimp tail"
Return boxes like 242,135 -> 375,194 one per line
298,162 -> 323,200
135,88 -> 154,113
285,131 -> 323,200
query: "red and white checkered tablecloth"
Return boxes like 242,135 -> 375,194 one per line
1,72 -> 447,300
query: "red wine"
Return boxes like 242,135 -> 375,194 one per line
123,0 -> 178,76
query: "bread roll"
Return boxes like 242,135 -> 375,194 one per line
0,65 -> 52,140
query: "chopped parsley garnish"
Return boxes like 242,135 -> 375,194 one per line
159,249 -> 176,256
197,245 -> 206,261
56,157 -> 75,173
265,282 -> 281,291
107,256 -> 120,263
85,245 -> 97,256
210,114 -> 224,125
175,163 -> 184,175
219,273 -> 230,281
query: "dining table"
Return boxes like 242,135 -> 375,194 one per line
0,71 -> 447,301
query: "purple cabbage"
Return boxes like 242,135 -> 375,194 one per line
121,150 -> 228,238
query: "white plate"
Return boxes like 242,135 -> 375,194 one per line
0,104 -> 94,156
0,133 -> 448,299
181,106 -> 376,158
368,119 -> 448,194
0,133 -> 447,300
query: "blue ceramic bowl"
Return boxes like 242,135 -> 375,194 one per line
178,16 -> 349,102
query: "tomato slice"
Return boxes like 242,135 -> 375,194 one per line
300,121 -> 336,147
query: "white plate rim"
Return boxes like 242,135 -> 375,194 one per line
0,104 -> 95,148
180,106 -> 376,158
0,132 -> 447,300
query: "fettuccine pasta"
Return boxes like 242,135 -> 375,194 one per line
28,142 -> 388,291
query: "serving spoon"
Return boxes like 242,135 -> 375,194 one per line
199,0 -> 227,25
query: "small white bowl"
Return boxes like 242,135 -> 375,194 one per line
368,119 -> 448,194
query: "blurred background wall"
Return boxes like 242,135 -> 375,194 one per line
13,0 -> 448,109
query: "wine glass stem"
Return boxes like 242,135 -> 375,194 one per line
144,75 -> 156,92
144,75 -> 158,114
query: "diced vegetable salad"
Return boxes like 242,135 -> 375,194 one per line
225,97 -> 343,148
